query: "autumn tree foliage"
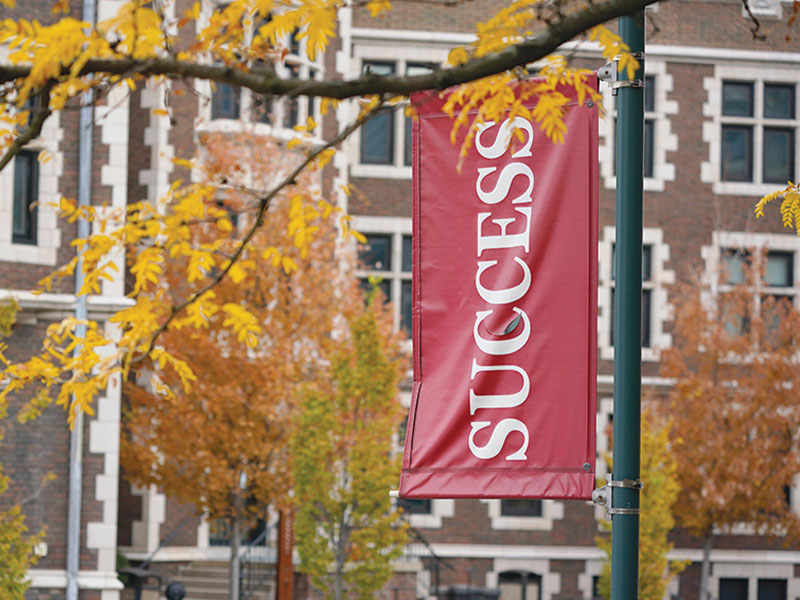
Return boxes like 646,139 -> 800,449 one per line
292,296 -> 408,600
596,409 -> 685,600
0,0 -> 654,418
120,131 -> 357,599
660,263 -> 800,600
0,299 -> 46,599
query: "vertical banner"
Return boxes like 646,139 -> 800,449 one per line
399,81 -> 598,500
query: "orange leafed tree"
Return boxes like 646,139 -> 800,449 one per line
121,131 -> 361,599
660,258 -> 800,600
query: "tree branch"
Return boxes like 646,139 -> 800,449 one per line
0,88 -> 52,173
0,0 -> 656,100
740,0 -> 767,40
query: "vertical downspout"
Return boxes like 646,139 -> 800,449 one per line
66,0 -> 96,598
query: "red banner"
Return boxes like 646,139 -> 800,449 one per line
399,82 -> 598,500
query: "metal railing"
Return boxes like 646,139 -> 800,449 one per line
239,526 -> 276,600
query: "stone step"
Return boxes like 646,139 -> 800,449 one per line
180,584 -> 274,600
173,560 -> 274,600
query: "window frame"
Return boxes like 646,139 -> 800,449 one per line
703,66 -> 800,195
599,61 -> 678,192
351,216 -> 413,338
598,227 -> 674,362
355,58 -> 438,171
0,101 -> 62,265
706,232 -> 800,309
199,1 -> 323,136
719,79 -> 796,184
349,42 -> 451,179
482,498 -> 564,531
609,242 -> 654,349
711,563 -> 796,600
12,149 -> 39,246
704,232 -> 800,346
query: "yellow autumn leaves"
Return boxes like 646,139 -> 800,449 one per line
0,0 -> 648,427
755,182 -> 800,236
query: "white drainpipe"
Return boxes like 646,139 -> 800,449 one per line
66,0 -> 96,598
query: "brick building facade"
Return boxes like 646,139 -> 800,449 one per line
2,0 -> 800,599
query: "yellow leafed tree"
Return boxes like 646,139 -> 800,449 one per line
0,0 -> 653,416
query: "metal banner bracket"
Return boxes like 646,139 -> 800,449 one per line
591,475 -> 644,520
597,53 -> 646,96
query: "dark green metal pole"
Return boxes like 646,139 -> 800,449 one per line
611,11 -> 645,600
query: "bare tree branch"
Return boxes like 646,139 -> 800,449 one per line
0,87 -> 52,172
740,0 -> 767,40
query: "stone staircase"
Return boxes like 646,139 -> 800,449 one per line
174,561 -> 274,600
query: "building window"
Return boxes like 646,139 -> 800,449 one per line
719,247 -> 796,335
759,579 -> 788,600
398,498 -> 432,515
721,80 -> 796,183
360,61 -> 396,165
704,232 -> 800,340
484,498 -> 564,531
500,499 -> 542,518
703,67 -> 800,194
609,243 -> 653,348
354,224 -> 413,335
499,571 -> 541,600
598,227 -> 673,361
357,59 -> 436,170
613,75 -> 656,178
721,579 -> 750,600
600,61 -> 678,192
592,576 -> 603,600
396,414 -> 432,516
204,10 -> 321,130
719,578 -> 788,600
211,82 -> 241,120
12,150 -> 38,245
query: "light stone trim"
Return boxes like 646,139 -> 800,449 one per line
85,322 -> 123,574
744,0 -> 783,19
710,562 -> 800,600
195,1 -> 324,140
487,558 -> 560,600
599,60 -> 678,192
121,545 -> 273,563
346,41 -> 451,179
139,81 -> 176,205
350,216 -> 413,336
578,559 -> 603,600
702,64 -> 800,196
598,226 -> 674,362
26,569 -> 123,592
701,230 -> 800,305
130,484 -> 167,553
0,110 -> 63,266
0,290 -> 134,321
593,397 -> 614,522
406,499 -> 455,530
481,499 -> 564,531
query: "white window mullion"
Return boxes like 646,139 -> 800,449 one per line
393,103 -> 404,168
754,83 -> 765,183
753,121 -> 764,186
392,231 -> 403,329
